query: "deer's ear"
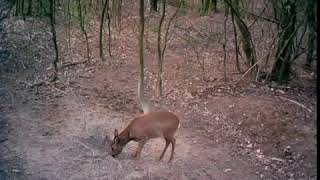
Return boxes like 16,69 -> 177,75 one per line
114,129 -> 119,137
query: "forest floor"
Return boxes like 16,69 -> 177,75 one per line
0,1 -> 317,180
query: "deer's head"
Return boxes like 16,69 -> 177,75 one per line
110,129 -> 124,157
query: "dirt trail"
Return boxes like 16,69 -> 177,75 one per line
0,1 -> 316,179
1,83 -> 262,179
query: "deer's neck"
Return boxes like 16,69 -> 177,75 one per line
119,127 -> 132,146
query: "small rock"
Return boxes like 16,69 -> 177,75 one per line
256,149 -> 262,154
284,146 -> 292,156
277,168 -> 284,174
271,81 -> 277,88
277,89 -> 285,94
249,83 -> 257,88
228,104 -> 235,108
124,171 -> 142,180
11,169 -> 20,173
223,169 -> 232,172
247,144 -> 253,148
257,154 -> 264,159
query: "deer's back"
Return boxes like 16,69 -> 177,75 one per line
128,111 -> 180,139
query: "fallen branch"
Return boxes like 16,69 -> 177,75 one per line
79,75 -> 94,78
234,51 -> 269,87
47,84 -> 66,94
278,96 -> 312,113
20,80 -> 66,94
19,80 -> 47,88
271,157 -> 285,162
61,61 -> 88,69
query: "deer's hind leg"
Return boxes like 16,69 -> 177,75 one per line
169,137 -> 176,161
159,138 -> 170,160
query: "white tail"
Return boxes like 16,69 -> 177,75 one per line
137,78 -> 151,114
138,78 -> 164,114
110,111 -> 180,161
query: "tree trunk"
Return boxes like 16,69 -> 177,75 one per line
21,0 -> 25,19
150,0 -> 158,11
227,0 -> 257,79
111,0 -> 121,30
106,0 -> 112,57
138,0 -> 146,110
231,9 -> 241,72
270,0 -> 297,83
27,0 -> 32,15
49,0 -> 59,82
201,0 -> 217,15
157,0 -> 166,97
67,0 -> 71,49
222,4 -> 228,81
117,0 -> 122,30
305,0 -> 316,69
99,0 -> 108,61
77,0 -> 90,61
212,0 -> 217,12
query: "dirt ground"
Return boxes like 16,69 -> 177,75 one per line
0,1 -> 317,179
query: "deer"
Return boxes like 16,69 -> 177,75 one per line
110,110 -> 180,161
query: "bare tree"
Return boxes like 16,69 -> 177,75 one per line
77,0 -> 90,61
222,3 -> 228,82
26,0 -> 32,15
270,0 -> 297,83
99,0 -> 111,61
225,0 -> 257,79
111,0 -> 122,31
157,0 -> 166,97
201,0 -> 218,15
49,0 -> 59,82
231,8 -> 241,72
304,0 -> 316,69
138,0 -> 149,113
157,0 -> 181,97
150,0 -> 158,11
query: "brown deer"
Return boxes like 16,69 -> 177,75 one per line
110,111 -> 180,161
